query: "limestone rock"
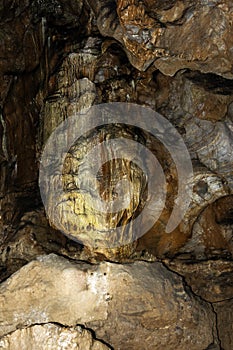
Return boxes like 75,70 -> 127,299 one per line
88,0 -> 233,78
0,4 -> 43,74
0,324 -> 110,350
0,209 -> 85,283
166,259 -> 233,303
155,71 -> 233,123
141,70 -> 233,258
0,254 -> 219,349
1,0 -> 233,262
182,195 -> 233,260
214,300 -> 233,350
0,2 -> 233,347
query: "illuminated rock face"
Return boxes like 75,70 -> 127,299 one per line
88,0 -> 233,77
0,324 -> 110,350
40,52 -> 233,260
0,0 -> 233,349
0,254 -> 219,349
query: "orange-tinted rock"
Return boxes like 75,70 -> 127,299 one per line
88,0 -> 233,77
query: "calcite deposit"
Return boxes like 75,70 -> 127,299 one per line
0,0 -> 233,349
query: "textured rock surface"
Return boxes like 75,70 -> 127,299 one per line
39,49 -> 233,260
182,195 -> 233,260
166,259 -> 233,302
0,254 -> 218,349
1,0 -> 233,260
87,0 -> 233,78
0,324 -> 110,350
0,0 -> 233,348
214,300 -> 233,350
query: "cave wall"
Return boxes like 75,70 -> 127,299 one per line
0,0 -> 233,349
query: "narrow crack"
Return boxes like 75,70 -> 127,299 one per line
161,260 -> 223,349
0,321 -> 115,349
210,305 -> 223,350
212,296 -> 233,303
78,325 -> 114,349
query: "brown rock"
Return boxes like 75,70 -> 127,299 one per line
0,254 -> 219,349
166,259 -> 233,303
155,71 -> 233,123
38,50 -> 233,259
186,196 -> 233,259
0,2 -> 233,348
214,300 -> 233,350
88,0 -> 233,77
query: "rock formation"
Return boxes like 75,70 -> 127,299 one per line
0,0 -> 233,349
0,324 -> 110,350
0,254 -> 219,349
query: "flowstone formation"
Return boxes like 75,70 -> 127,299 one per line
0,0 -> 233,349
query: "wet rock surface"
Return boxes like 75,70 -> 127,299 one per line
0,0 -> 233,349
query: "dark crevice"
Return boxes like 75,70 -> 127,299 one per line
161,260 -> 223,349
78,325 -> 115,349
212,296 -> 233,304
185,70 -> 233,95
210,305 -> 223,350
